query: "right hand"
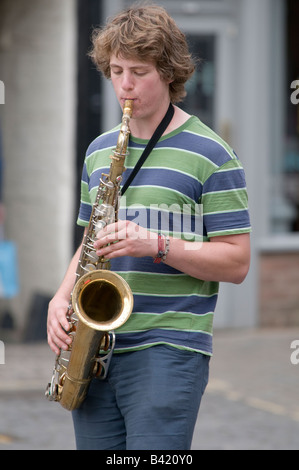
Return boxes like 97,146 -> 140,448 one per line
47,295 -> 72,355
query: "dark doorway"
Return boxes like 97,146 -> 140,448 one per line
284,0 -> 299,231
75,0 -> 103,248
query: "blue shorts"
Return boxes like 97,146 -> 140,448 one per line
72,344 -> 210,450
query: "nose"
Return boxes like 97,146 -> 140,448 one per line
121,71 -> 134,91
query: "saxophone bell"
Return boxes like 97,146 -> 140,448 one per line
54,270 -> 133,411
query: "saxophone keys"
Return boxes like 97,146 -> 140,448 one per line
85,251 -> 99,263
83,264 -> 97,272
94,220 -> 107,234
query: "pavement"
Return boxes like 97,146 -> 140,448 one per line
0,327 -> 299,450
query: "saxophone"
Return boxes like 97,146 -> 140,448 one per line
45,100 -> 134,411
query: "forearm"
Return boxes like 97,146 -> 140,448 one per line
164,234 -> 250,284
47,230 -> 86,354
94,221 -> 250,285
54,242 -> 82,301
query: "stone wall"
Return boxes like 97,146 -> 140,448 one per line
0,0 -> 77,332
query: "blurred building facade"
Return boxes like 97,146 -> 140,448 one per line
0,0 -> 298,335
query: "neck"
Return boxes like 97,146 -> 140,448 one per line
130,102 -> 172,140
130,105 -> 191,140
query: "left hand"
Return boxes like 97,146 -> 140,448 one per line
94,220 -> 158,259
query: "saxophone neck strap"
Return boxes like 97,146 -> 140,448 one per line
121,102 -> 175,196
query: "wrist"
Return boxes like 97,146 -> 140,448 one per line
153,233 -> 170,263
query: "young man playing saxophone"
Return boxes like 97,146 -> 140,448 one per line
47,4 -> 251,450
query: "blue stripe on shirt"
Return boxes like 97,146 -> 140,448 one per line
132,293 -> 218,316
115,328 -> 213,355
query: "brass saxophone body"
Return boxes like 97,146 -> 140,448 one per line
46,100 -> 134,411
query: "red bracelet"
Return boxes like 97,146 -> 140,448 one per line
153,234 -> 165,263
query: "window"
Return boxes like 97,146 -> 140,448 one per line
182,35 -> 216,130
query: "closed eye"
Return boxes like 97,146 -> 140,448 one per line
111,68 -> 122,75
110,65 -> 151,77
134,71 -> 147,76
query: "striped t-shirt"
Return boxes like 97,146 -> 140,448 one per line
77,116 -> 251,356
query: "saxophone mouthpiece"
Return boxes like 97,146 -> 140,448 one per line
124,100 -> 134,117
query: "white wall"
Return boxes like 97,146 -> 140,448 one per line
0,0 -> 77,330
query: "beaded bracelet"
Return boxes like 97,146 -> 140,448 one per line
153,234 -> 170,263
163,235 -> 170,261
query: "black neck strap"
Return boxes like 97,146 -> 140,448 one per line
121,103 -> 174,196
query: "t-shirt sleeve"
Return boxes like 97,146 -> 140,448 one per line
77,161 -> 92,227
202,158 -> 251,238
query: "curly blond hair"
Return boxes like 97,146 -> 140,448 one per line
89,3 -> 196,103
